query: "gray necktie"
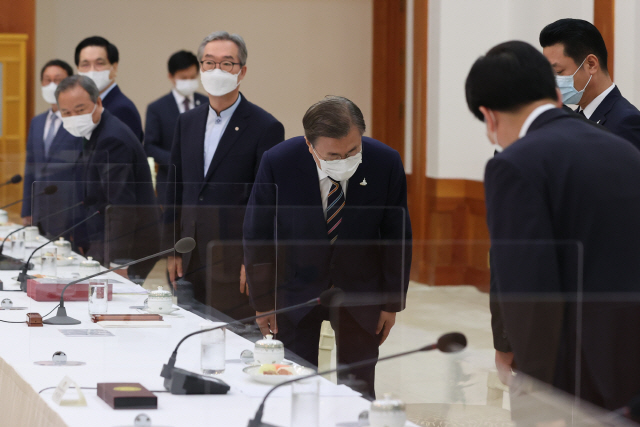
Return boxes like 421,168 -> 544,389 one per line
43,114 -> 58,158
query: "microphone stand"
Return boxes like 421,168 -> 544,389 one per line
160,288 -> 345,395
17,211 -> 101,291
248,332 -> 468,427
42,237 -> 196,325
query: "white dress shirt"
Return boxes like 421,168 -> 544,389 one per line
203,94 -> 242,176
316,165 -> 349,219
581,83 -> 616,119
519,103 -> 557,138
43,109 -> 63,141
99,82 -> 117,100
172,89 -> 196,113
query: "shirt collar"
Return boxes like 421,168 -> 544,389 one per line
99,82 -> 117,100
208,93 -> 242,119
171,88 -> 193,105
582,83 -> 616,119
316,163 -> 328,181
49,109 -> 62,120
519,104 -> 557,138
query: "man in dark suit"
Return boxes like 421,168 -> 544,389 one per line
56,75 -> 159,280
165,31 -> 284,317
243,96 -> 412,399
541,18 -> 640,150
466,41 -> 640,413
145,50 -> 207,207
75,36 -> 144,141
22,59 -> 82,237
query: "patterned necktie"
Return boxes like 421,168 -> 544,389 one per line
183,98 -> 191,112
326,177 -> 344,244
43,114 -> 58,158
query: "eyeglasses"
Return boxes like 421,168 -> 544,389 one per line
200,60 -> 242,73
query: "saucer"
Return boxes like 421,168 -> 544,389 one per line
142,307 -> 179,315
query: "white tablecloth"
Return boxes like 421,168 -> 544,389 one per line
0,240 -> 372,427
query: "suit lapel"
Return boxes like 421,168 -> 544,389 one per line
339,147 -> 367,239
297,153 -> 327,236
166,92 -> 180,117
191,104 -> 209,182
589,86 -> 621,127
202,95 -> 249,184
34,114 -> 47,162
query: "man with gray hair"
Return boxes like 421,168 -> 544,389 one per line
56,75 -> 160,280
164,31 -> 284,318
243,96 -> 412,398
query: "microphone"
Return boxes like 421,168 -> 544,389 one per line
0,174 -> 22,187
17,209 -> 103,290
0,185 -> 60,258
159,287 -> 345,395
0,184 -> 58,211
42,237 -> 196,325
248,332 -> 468,427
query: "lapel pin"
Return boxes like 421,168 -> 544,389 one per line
360,178 -> 367,186
196,100 -> 201,106
235,127 -> 239,131
597,120 -> 601,124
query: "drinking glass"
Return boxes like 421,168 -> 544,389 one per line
88,279 -> 108,314
291,377 -> 320,427
200,323 -> 225,375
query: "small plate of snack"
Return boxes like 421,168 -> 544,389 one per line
243,363 -> 316,385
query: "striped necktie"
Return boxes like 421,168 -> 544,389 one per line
326,177 -> 344,244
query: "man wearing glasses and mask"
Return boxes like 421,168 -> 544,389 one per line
164,31 -> 284,319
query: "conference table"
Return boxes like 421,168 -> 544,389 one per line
0,233 -> 381,427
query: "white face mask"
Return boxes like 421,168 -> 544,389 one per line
556,57 -> 592,105
488,111 -> 503,152
61,104 -> 99,138
175,78 -> 199,97
200,69 -> 240,96
79,69 -> 112,92
41,82 -> 58,105
312,145 -> 363,181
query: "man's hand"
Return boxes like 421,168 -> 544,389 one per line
239,264 -> 249,296
21,216 -> 31,226
255,310 -> 277,336
495,350 -> 515,386
167,255 -> 183,289
376,311 -> 396,345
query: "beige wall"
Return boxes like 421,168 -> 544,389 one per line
35,0 -> 372,140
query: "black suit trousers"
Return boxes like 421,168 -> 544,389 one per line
275,305 -> 380,400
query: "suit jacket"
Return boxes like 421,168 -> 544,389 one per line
77,109 -> 159,276
589,86 -> 640,151
164,93 -> 284,295
22,111 -> 82,236
144,91 -> 207,205
102,84 -> 144,142
485,108 -> 640,410
243,136 -> 412,336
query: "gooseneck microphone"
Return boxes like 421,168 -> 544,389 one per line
0,185 -> 59,258
248,332 -> 468,427
160,288 -> 345,395
42,237 -> 196,325
0,174 -> 22,187
0,184 -> 57,211
17,210 -> 103,290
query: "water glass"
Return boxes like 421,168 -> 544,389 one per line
291,378 -> 320,427
41,248 -> 57,277
200,323 -> 225,375
88,279 -> 108,314
11,231 -> 25,260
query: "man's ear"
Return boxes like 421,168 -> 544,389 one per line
585,53 -> 599,75
479,106 -> 495,132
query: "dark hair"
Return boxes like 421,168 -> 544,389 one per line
465,41 -> 558,121
303,96 -> 366,144
540,18 -> 608,73
74,36 -> 119,66
40,59 -> 73,81
55,75 -> 100,103
168,50 -> 199,75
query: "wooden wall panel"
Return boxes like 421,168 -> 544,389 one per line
371,0 -> 406,158
594,0 -> 615,79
